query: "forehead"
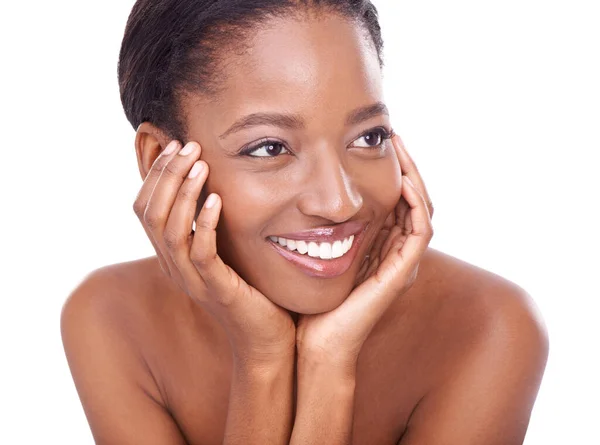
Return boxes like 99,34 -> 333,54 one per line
191,12 -> 383,131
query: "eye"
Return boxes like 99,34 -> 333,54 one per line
351,127 -> 393,149
241,140 -> 291,158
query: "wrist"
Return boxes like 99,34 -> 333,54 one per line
232,343 -> 295,369
297,347 -> 358,382
295,326 -> 365,373
229,328 -> 296,366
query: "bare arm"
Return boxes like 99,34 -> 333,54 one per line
289,355 -> 357,444
223,353 -> 295,444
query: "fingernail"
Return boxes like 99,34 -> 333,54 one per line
179,142 -> 197,156
404,177 -> 414,187
188,161 -> 204,179
205,194 -> 218,209
162,141 -> 178,156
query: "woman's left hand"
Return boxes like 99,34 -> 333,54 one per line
295,135 -> 434,370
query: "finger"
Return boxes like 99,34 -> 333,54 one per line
379,225 -> 403,260
362,176 -> 432,299
143,142 -> 201,277
386,177 -> 433,281
394,193 -> 410,241
392,134 -> 435,219
354,225 -> 387,286
382,210 -> 395,230
144,141 -> 201,239
132,140 -> 182,275
133,140 -> 182,217
189,193 -> 241,305
164,160 -> 210,282
362,229 -> 386,281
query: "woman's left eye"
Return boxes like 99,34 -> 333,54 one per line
351,128 -> 393,149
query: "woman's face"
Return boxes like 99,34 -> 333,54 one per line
182,12 -> 402,314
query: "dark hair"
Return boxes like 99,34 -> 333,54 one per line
118,0 -> 384,141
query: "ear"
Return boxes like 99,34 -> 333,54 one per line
135,122 -> 174,180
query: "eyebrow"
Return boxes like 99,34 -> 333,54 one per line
218,101 -> 389,139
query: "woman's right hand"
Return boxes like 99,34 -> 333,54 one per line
133,140 -> 296,364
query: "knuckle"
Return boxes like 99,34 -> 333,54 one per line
190,251 -> 207,267
144,209 -> 162,230
163,228 -> 183,250
132,199 -> 146,219
406,154 -> 418,169
163,160 -> 180,178
190,248 -> 214,267
151,157 -> 167,174
195,219 -> 213,230
214,292 -> 234,307
178,186 -> 198,202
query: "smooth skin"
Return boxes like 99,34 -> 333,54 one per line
61,11 -> 548,445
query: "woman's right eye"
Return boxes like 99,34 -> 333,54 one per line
243,140 -> 291,158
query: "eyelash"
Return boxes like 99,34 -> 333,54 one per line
239,127 -> 395,158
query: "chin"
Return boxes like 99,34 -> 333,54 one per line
262,280 -> 356,315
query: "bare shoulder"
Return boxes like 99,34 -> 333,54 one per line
418,247 -> 548,341
60,256 -> 176,398
60,256 -> 178,355
393,249 -> 550,443
60,255 -> 201,366
61,255 -> 178,325
60,257 -> 194,444
61,257 -> 234,443
379,247 -> 549,377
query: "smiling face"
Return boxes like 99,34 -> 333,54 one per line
181,11 -> 402,314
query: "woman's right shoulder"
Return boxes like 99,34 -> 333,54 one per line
60,255 -> 218,354
61,256 -> 165,326
60,258 -> 222,443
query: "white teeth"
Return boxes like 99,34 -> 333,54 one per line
296,240 -> 308,254
269,234 -> 355,260
343,235 -> 354,252
319,242 -> 333,260
331,240 -> 343,259
307,242 -> 320,258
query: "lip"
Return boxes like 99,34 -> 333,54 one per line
267,222 -> 369,278
272,220 -> 367,243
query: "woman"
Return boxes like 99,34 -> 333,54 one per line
61,1 -> 548,444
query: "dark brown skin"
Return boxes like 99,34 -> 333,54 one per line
61,11 -> 548,445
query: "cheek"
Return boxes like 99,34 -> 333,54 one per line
362,155 -> 403,212
215,178 -> 267,237
210,172 -> 281,262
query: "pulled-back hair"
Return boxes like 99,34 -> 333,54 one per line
118,0 -> 384,141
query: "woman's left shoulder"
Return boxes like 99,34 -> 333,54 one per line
413,247 -> 549,365
421,247 -> 547,330
370,254 -> 549,443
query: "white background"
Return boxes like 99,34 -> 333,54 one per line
1,0 -> 598,443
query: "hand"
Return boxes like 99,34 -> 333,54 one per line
355,134 -> 435,287
133,140 -> 295,363
295,135 -> 434,369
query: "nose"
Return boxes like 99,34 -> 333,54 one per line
296,149 -> 363,223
